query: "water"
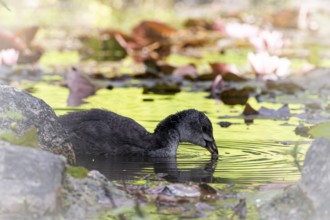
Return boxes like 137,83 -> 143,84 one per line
32,83 -> 310,218
33,83 -> 309,184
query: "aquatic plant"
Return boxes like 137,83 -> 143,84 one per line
248,51 -> 291,79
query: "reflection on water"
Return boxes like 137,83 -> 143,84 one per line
75,154 -> 217,182
32,84 -> 310,186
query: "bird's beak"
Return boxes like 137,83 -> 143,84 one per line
206,140 -> 219,160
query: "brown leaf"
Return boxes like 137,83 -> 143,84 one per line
66,68 -> 98,107
143,81 -> 181,95
199,183 -> 219,201
0,29 -> 28,51
209,62 -> 230,76
223,73 -> 246,82
243,103 -> 259,116
14,26 -> 39,46
220,88 -> 253,105
196,72 -> 217,81
173,64 -> 197,79
132,20 -> 176,46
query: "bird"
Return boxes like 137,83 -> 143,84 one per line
58,109 -> 218,159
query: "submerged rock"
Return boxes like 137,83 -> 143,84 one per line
0,85 -> 75,164
260,138 -> 330,220
0,141 -> 133,220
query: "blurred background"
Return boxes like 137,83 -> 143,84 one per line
1,0 -> 330,70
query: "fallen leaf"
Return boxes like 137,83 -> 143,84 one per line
79,33 -> 127,61
14,26 -> 39,47
199,183 -> 219,201
258,104 -> 290,118
220,88 -> 253,105
132,20 -> 176,46
0,27 -> 42,64
172,64 -> 197,79
66,68 -> 98,106
218,121 -> 232,128
294,125 -> 311,138
142,81 -> 181,95
223,72 -> 246,82
0,29 -> 27,51
243,103 -> 259,116
209,62 -> 243,82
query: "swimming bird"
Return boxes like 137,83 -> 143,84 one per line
58,109 -> 218,159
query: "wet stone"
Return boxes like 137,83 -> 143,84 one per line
0,85 -> 75,164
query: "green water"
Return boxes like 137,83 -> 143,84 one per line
32,83 -> 310,219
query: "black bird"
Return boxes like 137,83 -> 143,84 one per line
58,109 -> 218,159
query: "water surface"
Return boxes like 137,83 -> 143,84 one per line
33,83 -> 310,187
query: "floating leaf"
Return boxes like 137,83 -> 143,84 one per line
66,68 -> 98,106
132,20 -> 176,46
218,121 -> 232,128
220,88 -> 253,105
173,64 -> 197,79
243,103 -> 259,116
258,104 -> 290,118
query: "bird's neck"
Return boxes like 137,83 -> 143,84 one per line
148,130 -> 180,157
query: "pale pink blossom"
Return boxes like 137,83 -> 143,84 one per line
249,30 -> 284,54
248,52 -> 291,79
0,49 -> 19,66
225,23 -> 259,39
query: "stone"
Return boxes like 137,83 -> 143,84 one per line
0,141 -> 134,220
0,141 -> 66,220
0,85 -> 75,164
62,170 -> 134,220
259,138 -> 330,220
300,138 -> 330,219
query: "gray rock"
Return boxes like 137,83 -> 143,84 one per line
62,170 -> 134,220
0,141 -> 134,220
291,68 -> 330,91
0,85 -> 75,164
0,141 -> 66,220
300,138 -> 330,219
260,138 -> 330,220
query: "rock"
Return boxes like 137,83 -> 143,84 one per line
300,138 -> 330,219
0,141 -> 66,220
62,170 -> 134,220
0,141 -> 134,220
0,85 -> 75,164
259,138 -> 330,220
291,68 -> 330,91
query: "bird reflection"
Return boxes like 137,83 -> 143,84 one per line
75,155 -> 218,183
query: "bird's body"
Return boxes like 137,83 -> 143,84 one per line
58,109 -> 218,158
